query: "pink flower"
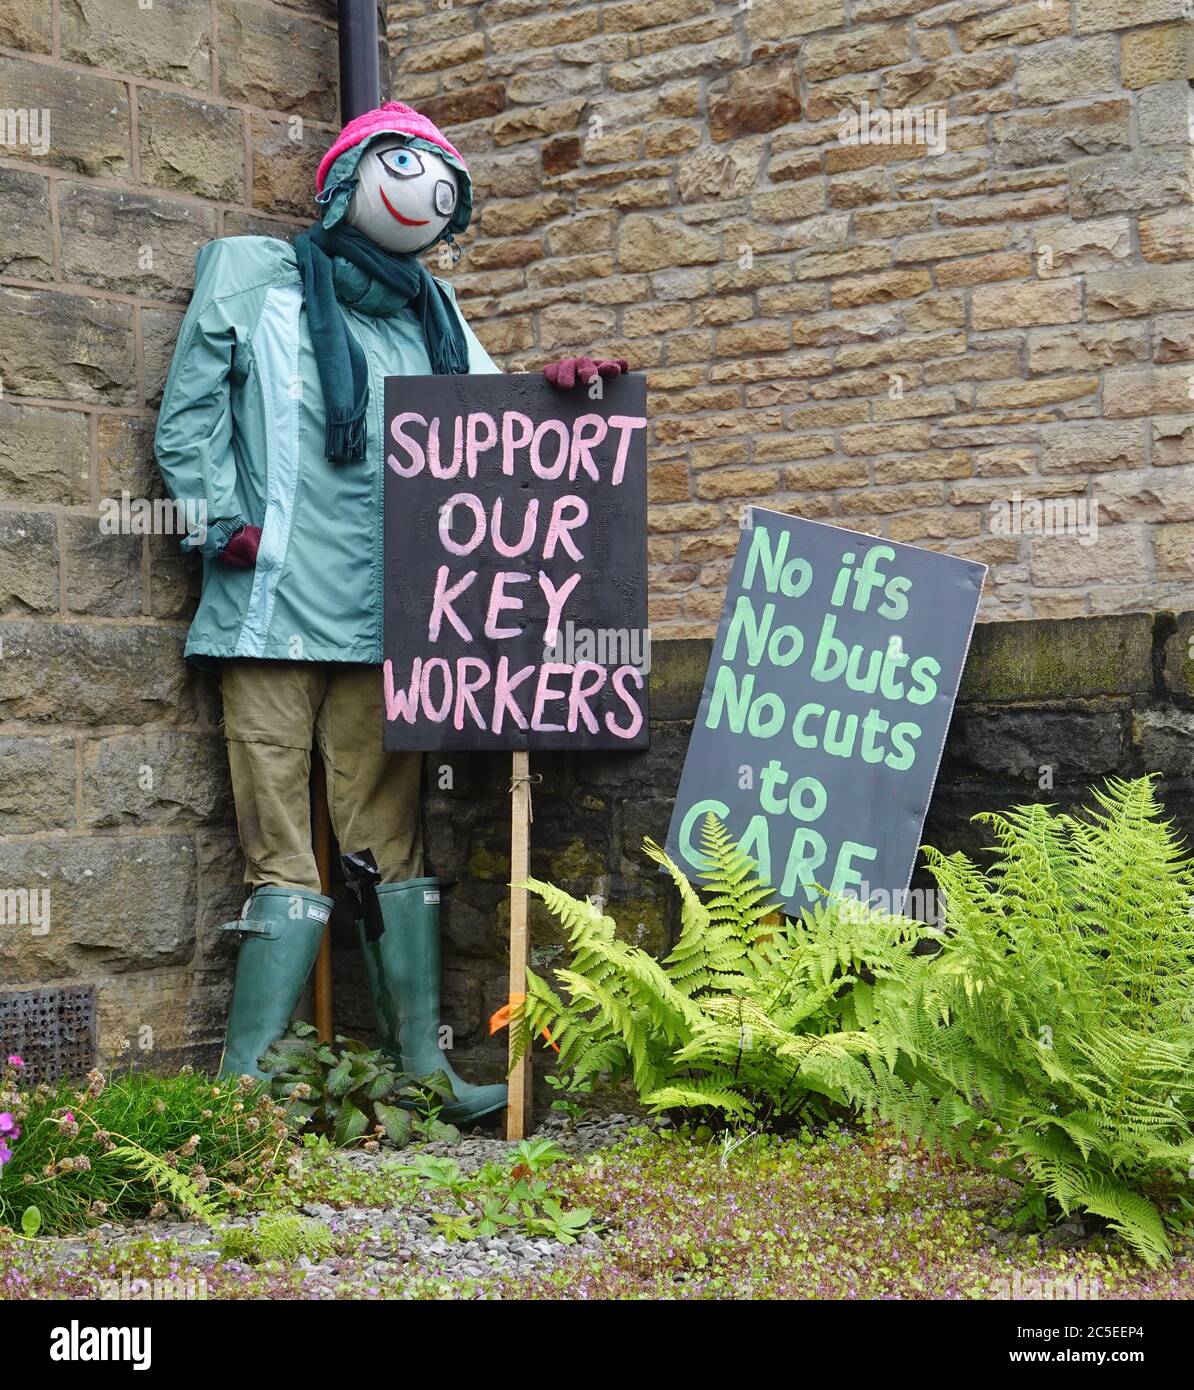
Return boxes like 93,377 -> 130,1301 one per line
6,1055 -> 23,1068
0,1141 -> 11,1166
0,1113 -> 19,1139
62,1112 -> 75,1124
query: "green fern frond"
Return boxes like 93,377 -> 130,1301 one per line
525,818 -> 929,1133
108,1144 -> 223,1226
871,776 -> 1194,1265
219,1213 -> 335,1265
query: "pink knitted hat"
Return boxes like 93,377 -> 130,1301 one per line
315,101 -> 468,195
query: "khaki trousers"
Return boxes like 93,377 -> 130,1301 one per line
221,661 -> 423,893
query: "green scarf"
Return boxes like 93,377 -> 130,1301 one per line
293,222 -> 470,464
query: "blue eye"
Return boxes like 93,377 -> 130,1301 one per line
383,148 -> 425,179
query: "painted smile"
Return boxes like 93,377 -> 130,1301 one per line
380,187 -> 429,226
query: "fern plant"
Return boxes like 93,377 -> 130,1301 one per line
219,1213 -> 335,1265
108,1143 -> 223,1226
516,814 -> 926,1123
867,776 -> 1194,1266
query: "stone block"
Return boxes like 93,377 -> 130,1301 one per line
993,100 -> 1130,169
0,0 -> 51,50
1015,36 -> 1117,103
60,0 -> 211,85
217,0 -> 336,120
81,732 -> 231,828
58,183 -> 216,302
0,288 -> 135,406
0,511 -> 58,616
63,515 -> 142,618
971,278 -> 1082,331
97,416 -> 161,502
618,214 -> 721,271
0,835 -> 197,983
1133,705 -> 1194,777
944,708 -> 1126,782
0,402 -> 89,505
138,89 -> 245,201
0,621 -> 197,725
0,56 -> 131,180
959,613 -> 1153,700
249,113 -> 327,218
0,167 -> 52,282
708,65 -> 800,142
141,307 -> 185,408
0,736 -> 76,834
1070,151 -> 1191,217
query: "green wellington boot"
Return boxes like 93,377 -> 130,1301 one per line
360,878 -> 507,1124
218,886 -> 333,1079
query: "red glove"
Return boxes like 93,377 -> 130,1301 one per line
220,524 -> 262,569
543,356 -> 630,389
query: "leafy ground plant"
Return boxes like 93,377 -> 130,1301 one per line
517,814 -> 925,1123
0,1061 -> 288,1235
390,1138 -> 595,1245
868,777 -> 1194,1266
494,1126 -> 1194,1300
261,1024 -> 460,1148
544,1071 -> 593,1125
517,780 -> 1194,1266
4,1125 -> 1191,1299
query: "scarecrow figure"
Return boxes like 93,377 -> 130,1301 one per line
155,103 -> 628,1122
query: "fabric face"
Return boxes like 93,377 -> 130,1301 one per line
344,138 -> 460,254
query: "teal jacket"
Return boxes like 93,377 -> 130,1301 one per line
154,233 -> 498,664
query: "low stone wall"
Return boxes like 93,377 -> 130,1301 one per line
334,610 -> 1194,1088
3,612 -> 1189,1084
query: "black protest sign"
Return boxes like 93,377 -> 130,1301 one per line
382,372 -> 649,752
665,509 -> 985,917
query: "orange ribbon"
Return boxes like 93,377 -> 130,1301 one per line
489,993 -> 559,1052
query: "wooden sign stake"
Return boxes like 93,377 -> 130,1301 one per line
504,749 -> 534,1140
311,756 -> 334,1044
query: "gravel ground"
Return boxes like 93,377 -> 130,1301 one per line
41,1114 -> 647,1296
14,1116 -> 1194,1300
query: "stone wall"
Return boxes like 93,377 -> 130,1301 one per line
1,1 -> 1192,1081
0,0 -> 358,1066
388,0 -> 1194,631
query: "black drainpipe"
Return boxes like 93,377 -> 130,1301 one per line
338,0 -> 381,122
